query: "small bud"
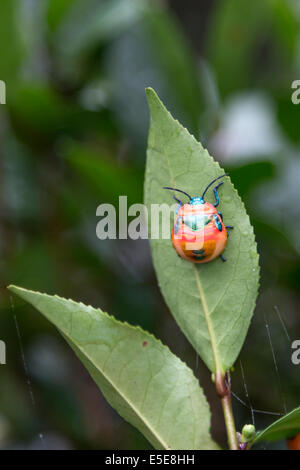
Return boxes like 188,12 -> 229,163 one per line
211,373 -> 215,383
242,424 -> 256,442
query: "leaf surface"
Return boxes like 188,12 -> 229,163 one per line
144,88 -> 259,373
255,406 -> 300,442
8,285 -> 218,450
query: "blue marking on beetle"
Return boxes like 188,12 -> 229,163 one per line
190,197 -> 204,205
163,174 -> 233,263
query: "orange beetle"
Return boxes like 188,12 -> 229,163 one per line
164,174 -> 233,264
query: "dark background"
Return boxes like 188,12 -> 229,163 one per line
0,0 -> 299,450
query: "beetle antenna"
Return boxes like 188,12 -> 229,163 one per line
201,174 -> 228,200
163,187 -> 192,201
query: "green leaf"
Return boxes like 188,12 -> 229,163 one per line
46,0 -> 76,32
103,3 -> 203,151
54,0 -> 148,81
62,141 -> 143,206
143,8 -> 202,136
144,88 -> 259,373
208,0 -> 269,97
0,0 -> 24,88
8,285 -> 218,450
225,161 -> 275,199
208,0 -> 298,98
255,407 -> 300,443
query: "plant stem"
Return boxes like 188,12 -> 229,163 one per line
215,371 -> 239,450
221,393 -> 239,450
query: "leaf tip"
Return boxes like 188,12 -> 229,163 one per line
7,284 -> 35,302
7,284 -> 19,294
145,86 -> 155,96
145,87 -> 163,109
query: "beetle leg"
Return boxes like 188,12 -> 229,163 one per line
226,225 -> 234,237
213,214 -> 222,231
213,182 -> 223,207
218,211 -> 223,220
220,254 -> 226,262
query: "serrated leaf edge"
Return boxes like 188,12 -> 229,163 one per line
8,284 -> 214,450
145,87 -> 260,372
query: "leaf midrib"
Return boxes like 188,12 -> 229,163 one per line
193,265 -> 222,373
157,138 -> 222,374
62,324 -> 170,450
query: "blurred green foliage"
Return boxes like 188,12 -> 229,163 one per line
0,0 -> 299,450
